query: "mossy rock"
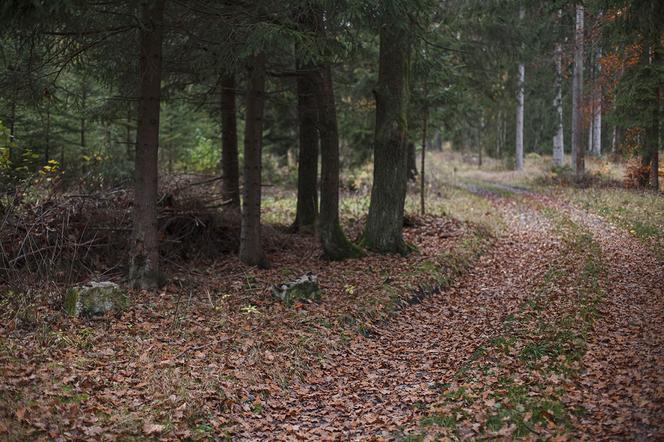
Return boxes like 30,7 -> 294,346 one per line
272,273 -> 321,306
63,282 -> 128,316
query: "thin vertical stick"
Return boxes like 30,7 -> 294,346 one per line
420,109 -> 427,215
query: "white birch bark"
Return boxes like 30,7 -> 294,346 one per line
553,37 -> 564,166
571,4 -> 585,174
592,46 -> 602,155
515,7 -> 525,171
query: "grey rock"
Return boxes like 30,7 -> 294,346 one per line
271,273 -> 321,306
63,281 -> 128,316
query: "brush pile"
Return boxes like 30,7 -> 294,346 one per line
0,173 -> 289,290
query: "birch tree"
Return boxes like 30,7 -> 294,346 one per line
571,4 -> 585,177
552,10 -> 564,166
591,46 -> 602,156
515,6 -> 525,171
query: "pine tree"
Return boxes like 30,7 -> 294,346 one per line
363,4 -> 412,255
220,75 -> 240,207
239,53 -> 268,268
129,0 -> 166,289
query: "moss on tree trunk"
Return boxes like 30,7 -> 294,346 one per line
129,0 -> 165,290
363,18 -> 411,255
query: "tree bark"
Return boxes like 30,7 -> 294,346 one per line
363,17 -> 411,255
647,45 -> 660,190
45,105 -> 51,163
80,85 -> 87,148
129,0 -> 165,290
316,64 -> 361,260
220,75 -> 240,207
407,141 -> 418,180
420,111 -> 427,215
479,114 -> 485,168
239,53 -> 268,268
124,105 -> 134,161
496,110 -> 502,157
572,4 -> 585,177
515,61 -> 525,170
553,17 -> 565,167
515,7 -> 525,171
292,62 -> 319,232
8,95 -> 16,165
591,46 -> 602,156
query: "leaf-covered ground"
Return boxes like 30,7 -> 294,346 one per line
1,169 -> 663,440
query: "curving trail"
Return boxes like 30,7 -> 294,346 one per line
232,185 -> 664,441
554,198 -> 664,440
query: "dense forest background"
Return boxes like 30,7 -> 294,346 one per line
0,0 -> 662,290
1,0 -> 659,185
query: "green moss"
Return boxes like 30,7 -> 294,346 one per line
63,282 -> 128,316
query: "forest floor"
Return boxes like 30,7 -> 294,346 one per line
1,153 -> 663,440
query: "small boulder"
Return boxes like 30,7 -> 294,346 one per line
63,281 -> 128,316
272,273 -> 321,305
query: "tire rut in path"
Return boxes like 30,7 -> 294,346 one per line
234,199 -> 562,440
554,201 -> 664,440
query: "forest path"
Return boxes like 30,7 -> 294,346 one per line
452,180 -> 664,440
234,183 -> 664,440
540,189 -> 664,440
233,189 -> 562,439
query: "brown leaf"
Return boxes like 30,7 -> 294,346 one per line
143,422 -> 165,435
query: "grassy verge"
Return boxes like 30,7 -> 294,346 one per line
412,206 -> 606,440
551,186 -> 664,262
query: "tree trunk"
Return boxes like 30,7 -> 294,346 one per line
239,53 -> 268,268
479,114 -> 485,168
316,64 -> 361,260
588,111 -> 593,156
129,0 -> 165,290
45,106 -> 51,163
292,62 -> 319,232
553,23 -> 565,166
592,46 -> 602,156
220,75 -> 241,207
105,122 -> 112,154
515,61 -> 525,170
407,141 -> 418,180
496,110 -> 502,157
646,121 -> 659,190
647,45 -> 660,190
126,105 -> 134,161
9,99 -> 16,137
515,7 -> 525,171
8,96 -> 16,165
572,4 -> 585,177
420,111 -> 427,215
363,18 -> 411,255
80,87 -> 87,148
611,45 -> 626,156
